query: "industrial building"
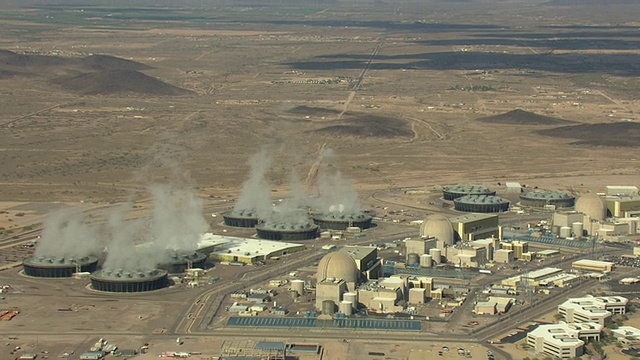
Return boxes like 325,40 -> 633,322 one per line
22,256 -> 98,278
521,267 -> 563,287
558,295 -> 628,325
198,233 -> 305,265
405,236 -> 438,262
527,322 -> 602,359
341,245 -> 382,280
474,297 -> 513,315
612,326 -> 640,343
90,268 -> 169,293
501,240 -> 528,260
446,244 -> 487,268
494,249 -> 514,263
443,184 -> 495,200
312,211 -> 373,230
520,190 -> 575,209
222,210 -> 260,228
606,186 -> 639,196
256,221 -> 319,241
315,251 -> 360,311
449,213 -> 500,242
604,196 -> 640,218
453,195 -> 509,213
571,259 -> 614,273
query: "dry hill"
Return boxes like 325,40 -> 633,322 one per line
477,109 -> 575,125
537,121 -> 640,147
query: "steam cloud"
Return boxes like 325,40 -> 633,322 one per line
233,149 -> 273,220
34,209 -> 102,259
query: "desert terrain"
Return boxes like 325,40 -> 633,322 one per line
0,0 -> 638,359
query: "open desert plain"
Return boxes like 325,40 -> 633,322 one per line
0,0 -> 639,359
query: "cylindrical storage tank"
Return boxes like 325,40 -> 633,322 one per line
560,226 -> 572,238
407,253 -> 420,266
291,279 -> 305,296
340,301 -> 353,316
551,225 -> 561,236
429,248 -> 442,264
322,300 -> 335,315
572,222 -> 584,237
343,292 -> 358,307
420,254 -> 433,268
289,289 -> 299,299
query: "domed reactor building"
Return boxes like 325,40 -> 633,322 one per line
313,211 -> 372,231
22,256 -> 98,278
158,252 -> 207,274
90,268 -> 169,293
520,190 -> 575,209
256,221 -> 319,241
317,251 -> 360,285
420,214 -> 454,246
443,184 -> 495,201
454,195 -> 509,213
576,193 -> 607,221
222,209 -> 260,228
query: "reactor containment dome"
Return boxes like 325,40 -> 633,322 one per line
22,256 -> 99,278
312,211 -> 373,231
420,214 -> 454,246
317,251 -> 359,284
575,193 -> 607,221
454,195 -> 509,213
222,210 -> 260,228
443,184 -> 495,200
520,190 -> 575,208
90,268 -> 169,293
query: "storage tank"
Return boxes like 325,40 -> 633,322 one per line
551,225 -> 561,236
572,222 -> 584,238
407,253 -> 420,266
322,300 -> 335,315
289,289 -> 299,299
420,254 -> 433,268
291,279 -> 305,296
429,248 -> 442,264
560,226 -> 572,238
340,300 -> 353,316
343,292 -> 358,307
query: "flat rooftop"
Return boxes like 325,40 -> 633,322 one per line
341,245 -> 376,260
198,233 -> 305,258
449,213 -> 498,223
523,267 -> 563,280
572,259 -> 614,267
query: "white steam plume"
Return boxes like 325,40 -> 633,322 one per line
34,209 -> 101,259
233,149 -> 273,219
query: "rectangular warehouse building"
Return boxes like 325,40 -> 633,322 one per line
572,259 -> 614,273
449,213 -> 499,241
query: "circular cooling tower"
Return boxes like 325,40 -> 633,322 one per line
519,190 -> 575,208
158,252 -> 207,274
90,268 -> 168,293
256,222 -> 319,241
222,210 -> 260,228
443,184 -> 495,201
420,214 -> 454,246
22,256 -> 99,278
454,195 -> 509,213
575,193 -> 607,221
312,211 -> 373,230
317,251 -> 359,284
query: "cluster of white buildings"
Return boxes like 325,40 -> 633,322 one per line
526,295 -> 629,359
